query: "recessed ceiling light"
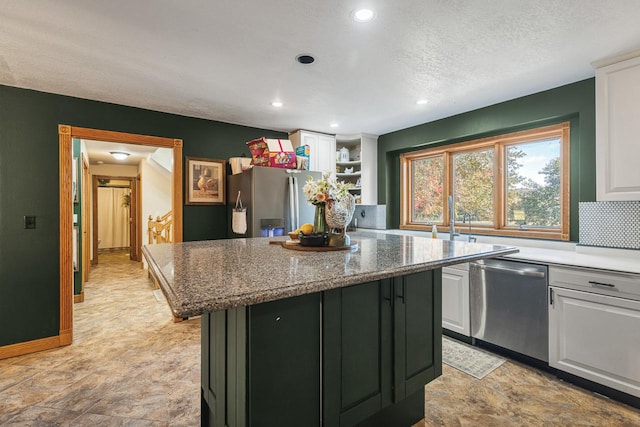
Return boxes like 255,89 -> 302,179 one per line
110,151 -> 129,160
271,101 -> 283,107
352,9 -> 375,23
96,160 -> 104,164
416,99 -> 429,105
296,54 -> 315,64
330,123 -> 339,128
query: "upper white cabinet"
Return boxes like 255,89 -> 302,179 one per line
289,130 -> 336,173
594,50 -> 640,201
336,133 -> 378,205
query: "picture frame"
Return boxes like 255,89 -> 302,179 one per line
185,157 -> 226,205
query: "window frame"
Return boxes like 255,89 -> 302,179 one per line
400,122 -> 570,241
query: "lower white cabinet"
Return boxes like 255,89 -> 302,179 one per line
442,263 -> 470,336
549,286 -> 640,398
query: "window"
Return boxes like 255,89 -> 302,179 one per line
411,156 -> 444,223
400,122 -> 570,240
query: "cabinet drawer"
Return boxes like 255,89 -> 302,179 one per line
549,266 -> 640,300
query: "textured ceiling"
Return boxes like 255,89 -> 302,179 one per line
2,1 -> 640,136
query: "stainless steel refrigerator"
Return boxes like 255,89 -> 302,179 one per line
227,167 -> 321,237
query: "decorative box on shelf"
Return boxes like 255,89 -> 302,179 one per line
246,137 -> 297,169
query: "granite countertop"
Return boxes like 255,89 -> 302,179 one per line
380,229 -> 640,275
142,231 -> 518,318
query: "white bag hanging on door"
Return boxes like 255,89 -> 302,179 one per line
232,191 -> 247,235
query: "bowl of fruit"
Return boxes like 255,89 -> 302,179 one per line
297,223 -> 326,246
298,233 -> 327,247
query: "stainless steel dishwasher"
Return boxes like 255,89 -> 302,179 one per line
470,258 -> 548,362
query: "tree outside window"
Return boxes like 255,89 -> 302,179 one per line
400,122 -> 570,240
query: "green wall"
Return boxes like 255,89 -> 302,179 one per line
0,84 -> 286,347
378,78 -> 596,241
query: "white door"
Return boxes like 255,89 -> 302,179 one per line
549,286 -> 640,397
442,266 -> 470,336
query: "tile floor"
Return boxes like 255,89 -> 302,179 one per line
0,251 -> 200,426
1,250 -> 639,426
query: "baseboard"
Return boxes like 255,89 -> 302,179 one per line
74,292 -> 85,303
0,333 -> 71,360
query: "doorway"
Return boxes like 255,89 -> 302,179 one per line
58,125 -> 183,349
92,175 -> 140,265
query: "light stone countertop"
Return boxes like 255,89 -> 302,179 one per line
379,229 -> 640,275
142,231 -> 518,318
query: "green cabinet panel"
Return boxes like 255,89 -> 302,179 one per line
393,269 -> 442,400
247,293 -> 321,427
323,270 -> 442,427
202,293 -> 320,427
201,309 -> 229,427
323,280 -> 393,427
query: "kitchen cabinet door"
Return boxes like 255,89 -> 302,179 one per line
323,279 -> 393,427
323,271 -> 441,426
393,270 -> 442,400
549,286 -> 640,398
441,265 -> 470,336
594,50 -> 640,201
289,130 -> 336,173
317,133 -> 337,173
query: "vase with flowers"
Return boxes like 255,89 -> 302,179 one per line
303,172 -> 354,244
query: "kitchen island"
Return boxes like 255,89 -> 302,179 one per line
143,231 -> 518,427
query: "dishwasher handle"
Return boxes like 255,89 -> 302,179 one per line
472,262 -> 546,278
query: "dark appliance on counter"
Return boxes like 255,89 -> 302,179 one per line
470,258 -> 549,362
227,167 -> 321,238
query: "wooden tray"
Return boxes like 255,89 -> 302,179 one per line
269,241 -> 358,252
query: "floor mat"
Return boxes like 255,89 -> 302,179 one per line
442,336 -> 506,379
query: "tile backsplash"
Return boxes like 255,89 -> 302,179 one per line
579,201 -> 640,250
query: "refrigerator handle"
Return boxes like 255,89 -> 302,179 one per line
288,176 -> 297,231
293,175 -> 300,231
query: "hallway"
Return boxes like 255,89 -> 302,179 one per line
0,251 -> 200,425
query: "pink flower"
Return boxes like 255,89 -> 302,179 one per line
316,193 -> 327,203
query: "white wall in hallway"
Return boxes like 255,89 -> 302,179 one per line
140,158 -> 171,267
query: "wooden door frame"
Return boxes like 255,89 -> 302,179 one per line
92,175 -> 137,265
58,125 -> 183,348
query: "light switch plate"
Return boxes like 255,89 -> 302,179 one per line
24,215 -> 36,229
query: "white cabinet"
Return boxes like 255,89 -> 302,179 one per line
549,266 -> 640,398
336,133 -> 378,205
594,50 -> 640,201
289,130 -> 336,173
442,263 -> 470,336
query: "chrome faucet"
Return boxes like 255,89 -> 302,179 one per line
448,195 -> 459,241
462,212 -> 476,243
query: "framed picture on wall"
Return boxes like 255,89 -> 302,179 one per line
185,157 -> 226,205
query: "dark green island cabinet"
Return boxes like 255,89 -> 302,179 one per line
142,232 -> 517,427
201,270 -> 441,427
